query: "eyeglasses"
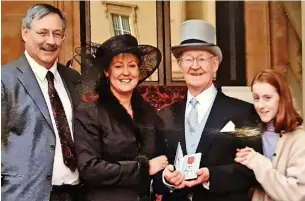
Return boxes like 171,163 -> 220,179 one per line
178,55 -> 215,69
29,28 -> 65,41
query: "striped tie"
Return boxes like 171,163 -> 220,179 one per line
187,98 -> 198,133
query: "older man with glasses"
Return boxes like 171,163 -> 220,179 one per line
1,4 -> 82,201
152,20 -> 262,201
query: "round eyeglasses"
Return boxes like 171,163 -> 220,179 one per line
178,55 -> 215,69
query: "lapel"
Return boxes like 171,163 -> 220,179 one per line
196,91 -> 229,155
16,55 -> 54,131
57,65 -> 79,123
173,100 -> 188,155
57,65 -> 74,107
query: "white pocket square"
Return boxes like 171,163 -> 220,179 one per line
220,121 -> 235,132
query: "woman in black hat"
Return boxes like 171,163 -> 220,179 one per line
74,34 -> 168,201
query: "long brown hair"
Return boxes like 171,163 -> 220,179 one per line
251,69 -> 303,133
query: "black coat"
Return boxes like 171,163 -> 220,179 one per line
74,84 -> 157,201
152,89 -> 262,201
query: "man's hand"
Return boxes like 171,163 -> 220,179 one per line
164,165 -> 185,189
185,167 -> 209,187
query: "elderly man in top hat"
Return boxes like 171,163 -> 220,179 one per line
152,20 -> 261,201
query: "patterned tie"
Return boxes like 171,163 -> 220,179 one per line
187,98 -> 199,133
46,71 -> 77,172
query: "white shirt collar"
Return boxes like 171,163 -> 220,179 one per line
25,50 -> 58,82
187,84 -> 217,106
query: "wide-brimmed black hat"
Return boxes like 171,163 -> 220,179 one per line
75,34 -> 162,83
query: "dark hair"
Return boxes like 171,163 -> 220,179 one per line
22,4 -> 66,31
251,69 -> 303,133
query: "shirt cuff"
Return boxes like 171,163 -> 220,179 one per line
202,181 -> 210,190
162,170 -> 175,192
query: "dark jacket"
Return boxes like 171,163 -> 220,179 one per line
153,89 -> 262,201
74,84 -> 157,201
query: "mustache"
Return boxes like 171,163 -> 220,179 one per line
40,45 -> 58,52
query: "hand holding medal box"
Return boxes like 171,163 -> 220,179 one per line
174,142 -> 202,180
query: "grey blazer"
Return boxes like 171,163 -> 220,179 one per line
1,55 -> 81,201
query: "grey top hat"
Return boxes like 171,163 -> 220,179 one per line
171,20 -> 223,62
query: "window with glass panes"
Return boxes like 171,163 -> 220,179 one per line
112,14 -> 131,35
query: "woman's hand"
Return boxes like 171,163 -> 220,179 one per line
149,155 -> 168,176
234,147 -> 256,165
